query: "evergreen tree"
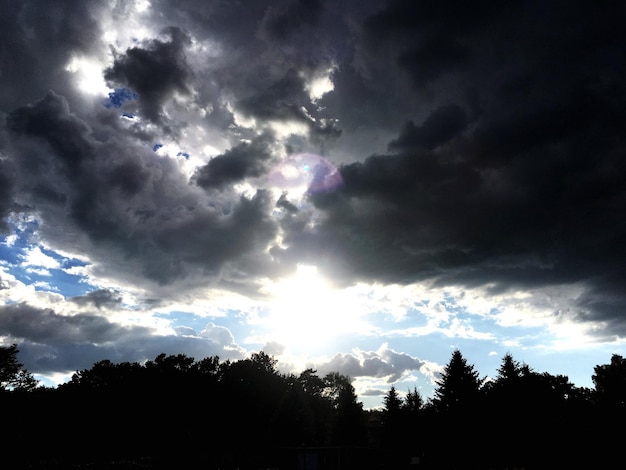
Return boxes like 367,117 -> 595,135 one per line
431,349 -> 483,413
381,385 -> 406,458
403,387 -> 423,413
383,385 -> 402,415
427,350 -> 485,468
496,352 -> 523,383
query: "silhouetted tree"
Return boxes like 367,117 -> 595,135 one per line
0,344 -> 38,391
63,359 -> 144,390
383,385 -> 402,415
593,353 -> 626,409
583,353 -> 626,467
250,350 -> 278,373
194,354 -> 222,377
496,352 -> 523,382
431,349 -> 483,413
403,386 -> 423,414
427,350 -> 484,469
295,368 -> 332,445
145,352 -> 195,375
480,353 -> 597,469
482,354 -> 538,468
14,347 -> 625,469
381,385 -> 406,463
299,367 -> 325,397
324,372 -> 366,445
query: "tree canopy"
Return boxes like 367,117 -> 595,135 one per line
1,346 -> 625,469
0,344 -> 37,391
593,353 -> 626,409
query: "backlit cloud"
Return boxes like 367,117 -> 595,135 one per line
1,0 -> 625,408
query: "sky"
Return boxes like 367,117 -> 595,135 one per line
1,0 -> 625,409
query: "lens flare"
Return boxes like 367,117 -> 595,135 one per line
269,153 -> 343,195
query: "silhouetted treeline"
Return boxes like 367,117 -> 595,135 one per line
2,351 -> 366,469
1,347 -> 625,469
375,350 -> 626,469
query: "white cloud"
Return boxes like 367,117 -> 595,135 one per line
199,322 -> 236,346
302,65 -> 336,103
21,246 -> 62,270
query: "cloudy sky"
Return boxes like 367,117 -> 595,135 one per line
1,0 -> 625,408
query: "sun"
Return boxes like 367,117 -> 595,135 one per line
261,265 -> 366,353
65,55 -> 110,96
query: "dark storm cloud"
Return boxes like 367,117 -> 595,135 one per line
193,134 -> 276,189
287,95 -> 626,292
5,90 -> 279,288
363,0 -> 513,89
7,91 -> 95,173
237,69 -> 309,121
234,67 -> 342,142
389,104 -> 467,151
146,189 -> 279,284
143,0 -> 348,142
0,0 -> 107,110
0,156 -> 15,233
104,27 -> 193,125
1,0 -> 626,356
262,0 -> 325,42
275,0 -> 626,333
6,91 -> 131,241
148,0 -> 268,48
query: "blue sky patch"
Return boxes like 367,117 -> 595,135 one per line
106,88 -> 139,108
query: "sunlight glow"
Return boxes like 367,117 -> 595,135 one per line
135,0 -> 151,13
303,66 -> 336,103
262,265 -> 368,353
65,55 -> 110,96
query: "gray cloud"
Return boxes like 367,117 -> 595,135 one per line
276,192 -> 299,213
261,0 -> 325,43
0,156 -> 14,233
0,302 -> 149,345
313,346 -> 426,382
0,0 -> 107,111
0,302 -> 245,375
144,0 -> 348,143
70,289 -> 124,309
7,91 -> 95,173
193,134 -> 276,190
363,0 -> 515,89
199,322 -> 237,346
104,26 -> 193,126
19,333 -> 246,377
5,89 -> 281,288
389,104 -> 467,151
